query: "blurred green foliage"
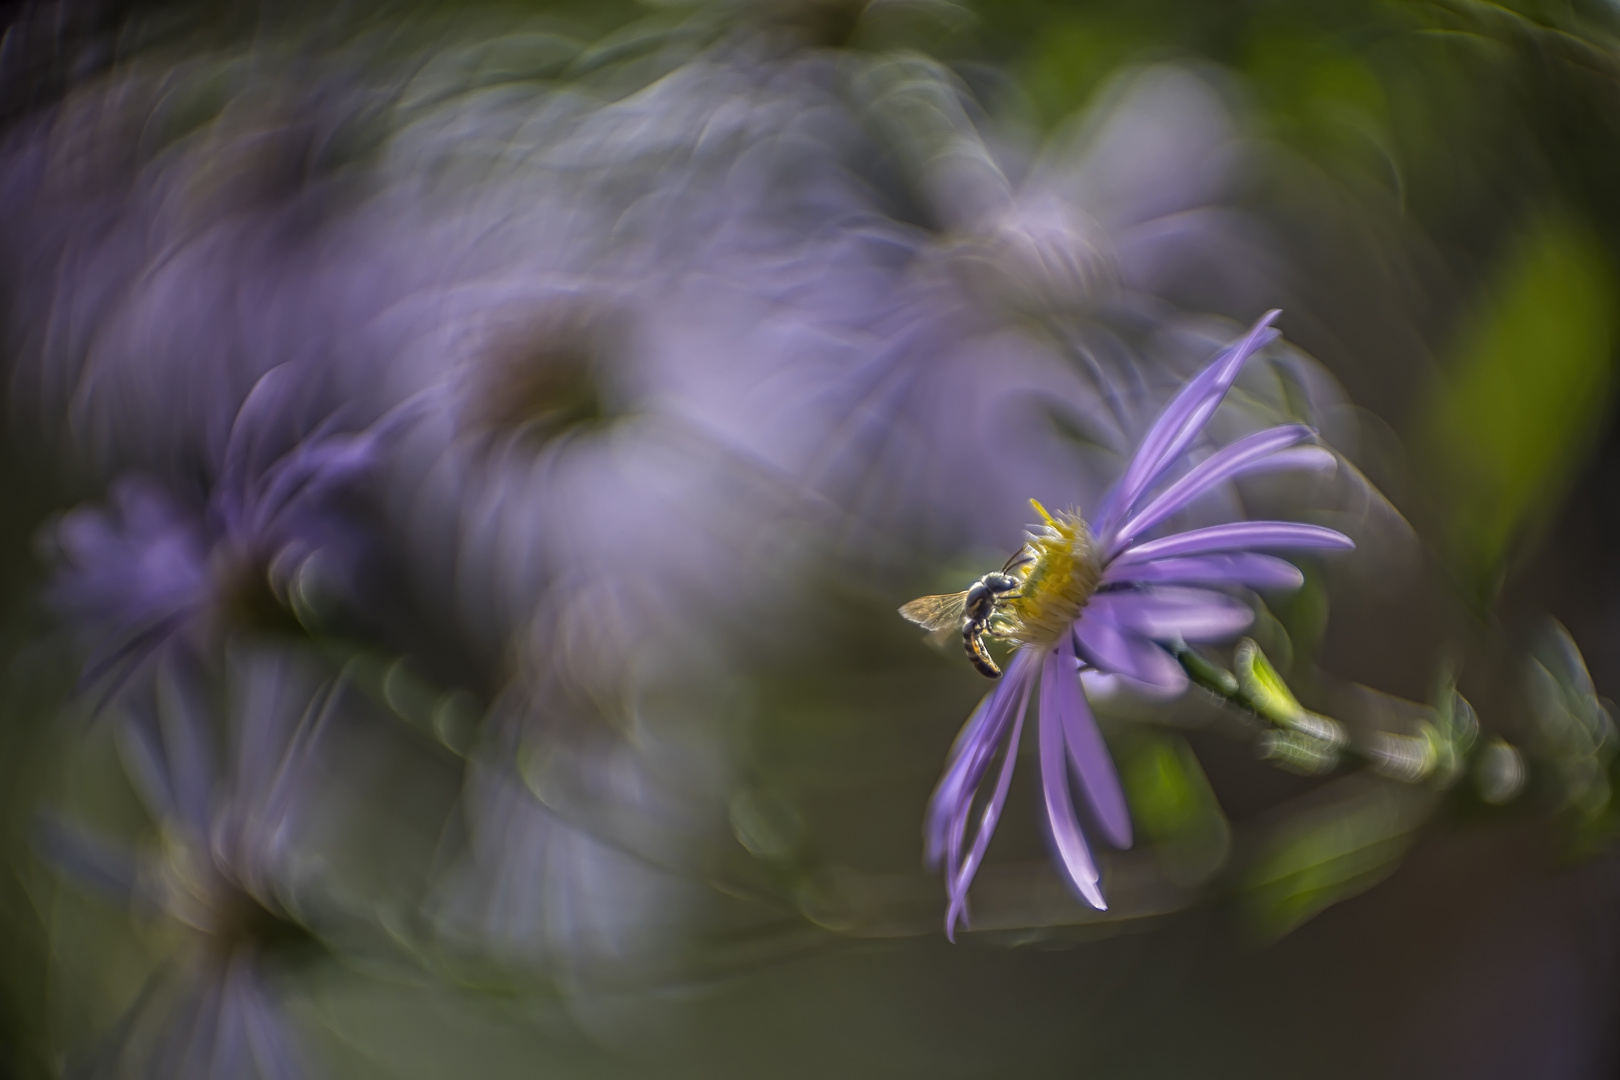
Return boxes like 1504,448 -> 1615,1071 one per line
1245,779 -> 1437,938
1527,619 -> 1620,852
1119,732 -> 1231,886
1420,213 -> 1618,601
1018,11 -> 1167,127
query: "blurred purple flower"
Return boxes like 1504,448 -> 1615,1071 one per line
34,650 -> 332,1077
45,364 -> 386,709
925,311 -> 1353,938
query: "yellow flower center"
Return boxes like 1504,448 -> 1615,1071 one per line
994,500 -> 1101,649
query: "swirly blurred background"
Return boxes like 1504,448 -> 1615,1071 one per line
1,0 -> 1619,1076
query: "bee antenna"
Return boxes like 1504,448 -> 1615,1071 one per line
1001,546 -> 1033,574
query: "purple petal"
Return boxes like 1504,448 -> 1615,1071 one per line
1043,636 -> 1132,848
210,960 -> 253,1078
925,649 -> 1038,867
1101,311 -> 1281,534
1088,587 -> 1255,642
1108,424 -> 1316,556
1242,445 -> 1338,477
252,433 -> 376,533
234,958 -> 306,1080
163,973 -> 227,1077
1073,612 -> 1189,692
945,675 -> 1034,940
114,708 -> 180,822
930,724 -> 988,872
29,815 -> 140,901
1101,553 -> 1305,590
1039,679 -> 1106,910
155,666 -> 219,836
942,798 -> 971,926
1112,521 -> 1353,567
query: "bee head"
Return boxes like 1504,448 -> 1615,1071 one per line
981,572 -> 1020,595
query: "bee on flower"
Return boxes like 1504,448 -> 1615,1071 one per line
903,311 -> 1354,938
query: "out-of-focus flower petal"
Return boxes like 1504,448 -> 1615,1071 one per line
147,667 -> 219,838
84,955 -> 306,1080
29,815 -> 141,903
1045,65 -> 1243,236
231,960 -> 306,1080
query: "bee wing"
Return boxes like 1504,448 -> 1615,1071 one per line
899,592 -> 968,632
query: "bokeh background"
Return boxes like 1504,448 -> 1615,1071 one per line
1,0 -> 1619,1076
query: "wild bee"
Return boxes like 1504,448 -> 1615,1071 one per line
899,549 -> 1031,678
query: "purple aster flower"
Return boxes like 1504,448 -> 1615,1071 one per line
45,364 -> 391,709
32,649 -> 331,1077
912,310 -> 1353,938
